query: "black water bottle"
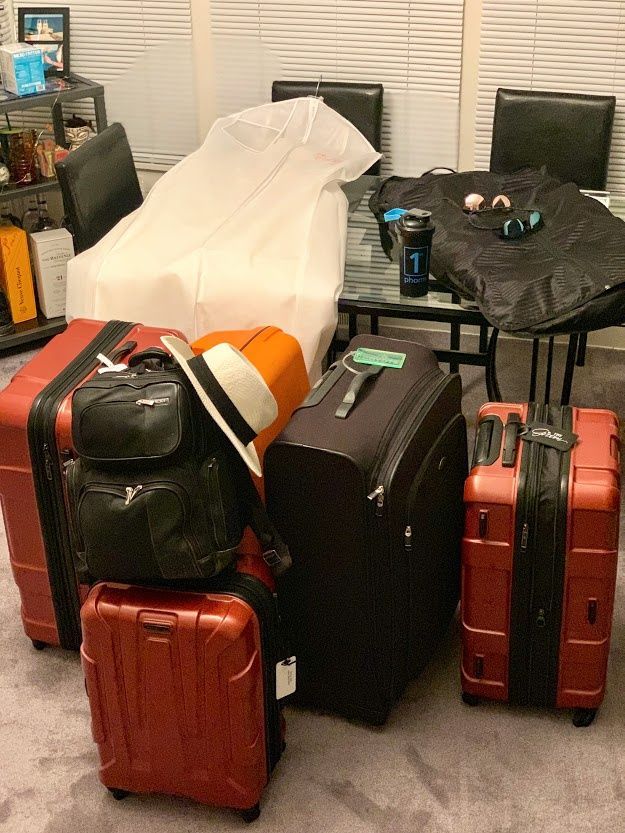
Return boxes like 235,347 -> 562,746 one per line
397,209 -> 434,297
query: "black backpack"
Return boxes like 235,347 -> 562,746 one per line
68,347 -> 290,584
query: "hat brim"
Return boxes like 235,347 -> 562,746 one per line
161,335 -> 263,477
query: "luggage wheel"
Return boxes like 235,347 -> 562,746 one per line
461,692 -> 480,707
572,708 -> 597,728
108,788 -> 130,801
31,640 -> 47,651
240,803 -> 260,823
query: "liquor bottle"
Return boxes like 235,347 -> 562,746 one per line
32,194 -> 58,232
21,198 -> 39,232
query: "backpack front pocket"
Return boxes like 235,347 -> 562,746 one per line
77,476 -> 236,582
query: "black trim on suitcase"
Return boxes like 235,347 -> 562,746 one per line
27,320 -> 136,649
205,572 -> 285,774
508,404 -> 573,707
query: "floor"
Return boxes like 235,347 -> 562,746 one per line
1,330 -> 624,833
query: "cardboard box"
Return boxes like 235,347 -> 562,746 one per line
0,43 -> 45,96
29,228 -> 74,319
0,225 -> 37,323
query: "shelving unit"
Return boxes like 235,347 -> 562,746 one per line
0,74 -> 107,354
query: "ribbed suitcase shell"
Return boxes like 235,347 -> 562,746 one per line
0,319 -> 184,649
81,579 -> 283,818
462,403 -> 620,718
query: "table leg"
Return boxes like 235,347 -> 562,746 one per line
348,314 -> 357,340
370,315 -> 379,336
52,102 -> 66,149
93,93 -> 108,133
544,337 -> 555,404
486,328 -> 502,402
479,324 -> 488,354
576,332 -> 588,367
561,333 -> 579,406
450,322 -> 460,373
528,339 -> 540,402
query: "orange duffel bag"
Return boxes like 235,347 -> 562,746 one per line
191,326 -> 310,584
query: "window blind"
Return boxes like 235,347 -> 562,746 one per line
11,0 -> 197,168
209,0 -> 465,175
475,0 -> 625,189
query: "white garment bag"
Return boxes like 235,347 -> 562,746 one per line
66,98 -> 380,375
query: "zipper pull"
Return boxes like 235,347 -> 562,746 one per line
520,522 -> 529,551
124,485 -> 143,505
536,608 -> 546,628
43,444 -> 53,481
136,398 -> 155,407
404,525 -> 413,551
367,485 -> 385,516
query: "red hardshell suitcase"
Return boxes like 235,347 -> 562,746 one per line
80,576 -> 286,822
0,319 -> 184,651
462,402 -> 620,726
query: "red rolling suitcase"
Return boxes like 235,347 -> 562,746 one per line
462,402 -> 620,726
80,576 -> 287,822
0,319 -> 184,651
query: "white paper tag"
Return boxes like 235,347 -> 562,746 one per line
276,657 -> 296,699
96,353 -> 129,374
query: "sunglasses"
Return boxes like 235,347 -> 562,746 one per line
500,210 -> 543,239
463,193 -> 512,213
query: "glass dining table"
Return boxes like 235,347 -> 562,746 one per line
338,177 -> 625,404
339,175 -> 499,400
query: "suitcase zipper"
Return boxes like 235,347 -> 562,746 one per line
368,367 -> 442,494
369,373 -> 452,497
27,320 -> 136,650
365,371 -> 454,707
78,480 -> 206,574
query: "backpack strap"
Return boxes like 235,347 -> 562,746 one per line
242,471 -> 292,578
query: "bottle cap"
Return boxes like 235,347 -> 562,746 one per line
399,209 -> 432,229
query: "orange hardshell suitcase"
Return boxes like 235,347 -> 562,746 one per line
192,326 -> 309,585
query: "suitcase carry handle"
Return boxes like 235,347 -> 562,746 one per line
472,415 -> 503,467
502,413 -> 522,468
335,365 -> 383,419
108,340 -> 138,365
128,347 -> 172,368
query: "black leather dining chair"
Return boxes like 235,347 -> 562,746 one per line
490,88 -> 616,190
271,80 -> 383,175
490,88 -> 617,392
55,123 -> 144,253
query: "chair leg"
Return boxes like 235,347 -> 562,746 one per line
348,314 -> 357,340
370,315 -> 379,336
576,332 -> 588,367
450,322 -> 460,373
544,337 -> 555,405
561,333 -> 579,406
528,338 -> 540,402
486,328 -> 502,402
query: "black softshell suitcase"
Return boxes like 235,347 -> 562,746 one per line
265,335 -> 467,724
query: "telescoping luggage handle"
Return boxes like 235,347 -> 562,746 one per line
473,409 -> 579,469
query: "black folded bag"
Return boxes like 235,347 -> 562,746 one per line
69,347 -> 288,584
370,168 -> 625,335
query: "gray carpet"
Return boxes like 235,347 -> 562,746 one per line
1,331 -> 624,833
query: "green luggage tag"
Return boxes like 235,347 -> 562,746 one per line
352,347 -> 406,369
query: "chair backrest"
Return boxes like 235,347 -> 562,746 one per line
55,123 -> 144,253
271,80 -> 383,175
490,88 -> 616,190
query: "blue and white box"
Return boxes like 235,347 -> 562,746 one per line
0,43 -> 45,96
